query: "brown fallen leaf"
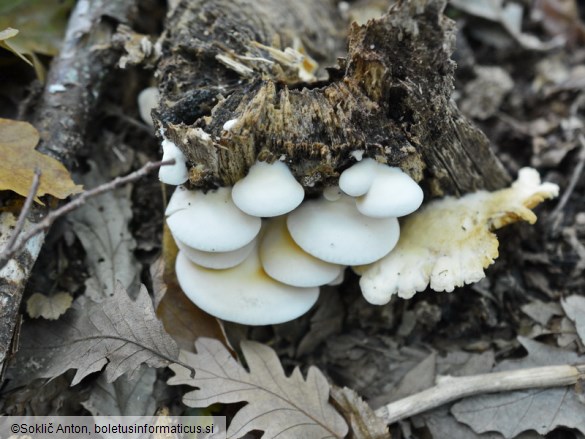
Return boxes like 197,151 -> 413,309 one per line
561,295 -> 585,346
68,162 -> 139,299
0,28 -> 33,66
330,386 -> 390,439
0,0 -> 74,79
169,338 -> 348,439
154,224 -> 229,351
451,338 -> 585,438
81,367 -> 156,416
14,283 -> 179,385
535,0 -> 585,46
26,292 -> 73,320
0,118 -> 83,203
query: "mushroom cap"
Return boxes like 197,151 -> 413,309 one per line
159,139 -> 189,185
232,161 -> 304,217
175,247 -> 319,325
327,269 -> 345,286
165,185 -> 191,216
166,186 -> 261,252
339,158 -> 378,197
260,217 -> 343,287
287,195 -> 400,265
176,237 -> 256,270
323,186 -> 343,201
356,166 -> 423,218
137,87 -> 159,127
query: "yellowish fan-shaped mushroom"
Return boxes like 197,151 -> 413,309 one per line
358,167 -> 559,304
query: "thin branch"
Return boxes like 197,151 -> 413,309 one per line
4,169 -> 41,253
375,363 -> 585,425
0,159 -> 174,269
548,134 -> 585,234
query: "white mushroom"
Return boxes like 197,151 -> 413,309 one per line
356,165 -> 423,218
232,161 -> 304,217
175,237 -> 255,270
259,216 -> 343,287
223,119 -> 238,131
137,86 -> 159,127
159,139 -> 189,185
323,186 -> 343,201
339,158 -> 423,218
175,246 -> 319,325
339,158 -> 378,197
327,270 -> 346,286
166,186 -> 261,252
287,195 -> 400,265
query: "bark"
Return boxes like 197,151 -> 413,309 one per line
154,0 -> 510,195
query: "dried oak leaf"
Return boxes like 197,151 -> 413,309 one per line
561,295 -> 585,346
451,337 -> 585,438
0,118 -> 83,203
68,162 -> 139,299
168,338 -> 348,439
26,292 -> 73,320
330,386 -> 390,439
16,283 -> 179,385
82,367 -> 156,416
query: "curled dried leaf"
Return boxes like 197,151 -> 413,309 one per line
0,118 -> 83,203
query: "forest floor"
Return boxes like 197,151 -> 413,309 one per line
0,1 -> 584,438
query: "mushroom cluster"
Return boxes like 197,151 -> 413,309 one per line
164,157 -> 424,325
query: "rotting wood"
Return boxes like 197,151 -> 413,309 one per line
154,0 -> 510,195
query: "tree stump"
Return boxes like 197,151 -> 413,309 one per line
154,0 -> 510,197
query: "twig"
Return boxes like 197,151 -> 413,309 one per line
375,363 -> 585,425
548,134 -> 585,234
0,159 -> 174,269
4,169 -> 41,253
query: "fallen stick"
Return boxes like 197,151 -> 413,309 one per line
0,159 -> 174,269
375,363 -> 585,425
2,169 -> 41,255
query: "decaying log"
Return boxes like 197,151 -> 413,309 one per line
154,0 -> 510,196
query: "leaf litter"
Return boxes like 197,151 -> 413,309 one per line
168,338 -> 348,439
68,161 -> 140,299
26,291 -> 73,320
12,283 -> 179,385
451,338 -> 585,438
0,118 -> 82,202
81,366 -> 156,417
330,386 -> 390,439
